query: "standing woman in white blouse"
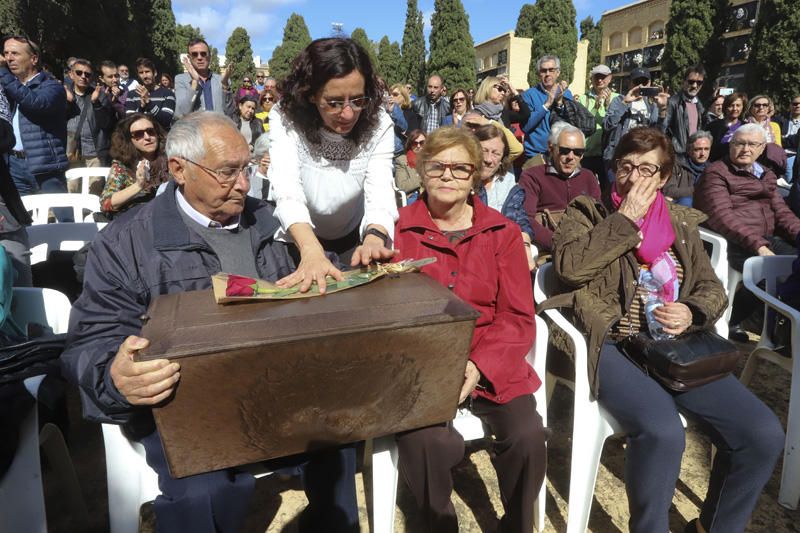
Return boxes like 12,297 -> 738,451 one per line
269,38 -> 398,293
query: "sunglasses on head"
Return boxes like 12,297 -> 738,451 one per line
190,51 -> 208,58
73,69 -> 92,78
130,127 -> 156,140
558,146 -> 586,157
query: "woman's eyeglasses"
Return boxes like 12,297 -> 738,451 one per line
493,84 -> 507,93
318,96 -> 371,114
412,140 -> 425,147
752,102 -> 769,108
423,161 -> 475,180
130,128 -> 156,140
615,160 -> 660,178
452,97 -> 466,103
262,97 -> 274,103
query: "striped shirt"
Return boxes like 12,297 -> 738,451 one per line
125,86 -> 175,130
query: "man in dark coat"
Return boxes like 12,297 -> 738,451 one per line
61,112 -> 359,533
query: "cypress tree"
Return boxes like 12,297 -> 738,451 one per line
351,27 -> 378,70
746,0 -> 800,106
269,13 -> 312,82
526,0 -> 578,87
427,0 -> 475,93
400,0 -> 426,94
515,4 -> 536,39
661,0 -> 715,92
175,24 -> 205,55
0,0 -> 23,35
224,27 -> 256,89
377,36 -> 403,86
580,16 -> 602,70
210,46 -> 220,73
146,0 -> 180,74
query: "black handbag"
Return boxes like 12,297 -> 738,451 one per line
618,330 -> 741,392
0,334 -> 66,385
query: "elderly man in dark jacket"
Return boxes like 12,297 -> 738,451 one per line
61,112 -> 359,533
695,122 -> 800,337
0,36 -> 70,219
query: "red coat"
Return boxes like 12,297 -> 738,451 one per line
393,196 -> 540,404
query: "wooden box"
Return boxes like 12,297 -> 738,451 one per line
136,273 -> 479,478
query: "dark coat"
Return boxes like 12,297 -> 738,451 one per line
0,67 -> 68,175
233,115 -> 263,146
663,92 -> 705,155
61,181 -> 296,426
694,158 -> 800,253
394,196 -> 539,404
544,196 -> 727,397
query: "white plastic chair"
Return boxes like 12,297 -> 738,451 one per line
26,222 -> 104,265
534,263 -> 701,533
698,227 -> 741,335
370,315 -> 550,533
0,288 -> 87,533
22,194 -> 101,225
741,255 -> 800,510
65,167 -> 110,196
102,425 -> 274,533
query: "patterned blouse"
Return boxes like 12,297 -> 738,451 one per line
100,157 -> 170,214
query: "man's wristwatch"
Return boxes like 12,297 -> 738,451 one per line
362,227 -> 389,247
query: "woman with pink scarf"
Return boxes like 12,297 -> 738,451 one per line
551,127 -> 783,533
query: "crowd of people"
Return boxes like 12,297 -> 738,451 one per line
0,31 -> 798,533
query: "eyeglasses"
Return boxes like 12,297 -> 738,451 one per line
686,79 -> 704,86
452,97 -> 466,102
243,79 -> 251,83
731,140 -> 765,149
73,69 -> 92,78
262,96 -> 274,103
412,140 -> 425,147
318,96 -> 371,114
539,68 -> 559,74
190,51 -> 208,58
130,127 -> 156,140
558,146 -> 586,157
422,161 -> 475,180
792,101 -> 800,106
493,84 -> 507,93
752,102 -> 770,108
615,160 -> 661,178
183,158 -> 256,185
391,92 -> 401,97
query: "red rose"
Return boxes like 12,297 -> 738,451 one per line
226,275 -> 258,297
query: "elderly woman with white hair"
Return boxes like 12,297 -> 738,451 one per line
695,122 -> 800,338
248,134 -> 272,202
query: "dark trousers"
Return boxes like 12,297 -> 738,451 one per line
139,430 -> 359,533
598,343 -> 784,533
728,235 -> 797,326
396,394 -> 547,533
7,154 -> 72,222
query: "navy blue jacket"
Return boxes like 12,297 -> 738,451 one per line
0,67 -> 68,175
61,182 -> 296,425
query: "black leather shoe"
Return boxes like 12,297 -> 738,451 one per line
729,325 -> 749,343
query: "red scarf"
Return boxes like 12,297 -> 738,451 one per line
407,149 -> 417,169
610,183 -> 675,265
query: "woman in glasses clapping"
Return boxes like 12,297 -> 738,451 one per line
269,37 -> 398,293
100,113 -> 169,216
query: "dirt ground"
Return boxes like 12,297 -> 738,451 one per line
45,335 -> 800,532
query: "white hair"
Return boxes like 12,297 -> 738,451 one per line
732,123 -> 767,142
165,111 -> 237,161
252,133 -> 270,160
688,130 -> 713,145
548,121 -> 585,146
536,55 -> 561,72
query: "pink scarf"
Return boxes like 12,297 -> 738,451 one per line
611,183 -> 679,301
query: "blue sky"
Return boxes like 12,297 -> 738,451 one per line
173,0 -> 621,64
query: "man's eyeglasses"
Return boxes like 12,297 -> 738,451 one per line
493,84 -> 507,93
558,146 -> 586,157
190,51 -> 208,58
73,69 -> 92,79
422,161 -> 475,180
130,127 -> 156,140
318,96 -> 371,114
686,79 -> 704,86
615,160 -> 661,178
731,140 -> 765,149
539,67 -> 558,74
183,158 -> 256,185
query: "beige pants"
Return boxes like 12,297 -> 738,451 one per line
67,156 -> 106,196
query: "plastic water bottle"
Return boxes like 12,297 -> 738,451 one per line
640,269 -> 673,341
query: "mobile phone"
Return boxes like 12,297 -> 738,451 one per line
639,87 -> 660,97
718,87 -> 734,96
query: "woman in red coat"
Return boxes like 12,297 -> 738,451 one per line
392,126 -> 546,532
